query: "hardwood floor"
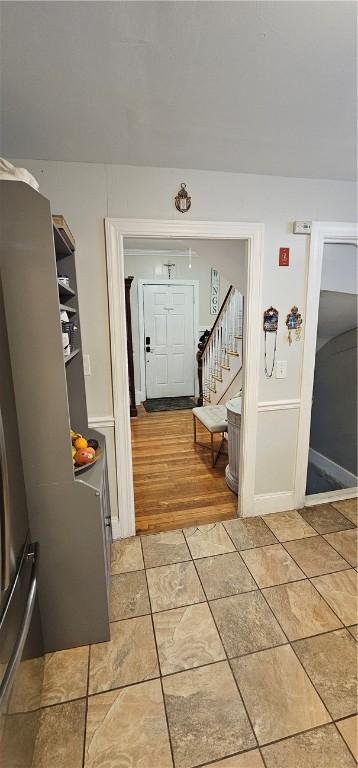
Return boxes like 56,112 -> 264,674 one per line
132,405 -> 237,534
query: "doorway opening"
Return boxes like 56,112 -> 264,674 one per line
306,242 -> 358,496
105,218 -> 263,539
124,236 -> 247,534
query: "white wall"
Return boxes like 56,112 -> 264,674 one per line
124,247 -> 231,395
12,159 -> 356,520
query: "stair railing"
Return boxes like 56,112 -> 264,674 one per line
197,285 -> 243,405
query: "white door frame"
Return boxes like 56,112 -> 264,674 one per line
105,218 -> 263,538
138,279 -> 199,402
296,221 -> 358,508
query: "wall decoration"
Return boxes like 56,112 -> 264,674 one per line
279,247 -> 290,266
175,182 -> 191,213
210,269 -> 220,315
163,260 -> 176,279
285,305 -> 303,344
263,306 -> 279,378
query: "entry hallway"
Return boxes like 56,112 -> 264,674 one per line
132,406 -> 237,534
30,501 -> 357,767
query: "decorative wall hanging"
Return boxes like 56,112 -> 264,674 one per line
175,183 -> 191,213
164,260 -> 176,279
285,305 -> 303,345
263,306 -> 279,378
210,269 -> 220,315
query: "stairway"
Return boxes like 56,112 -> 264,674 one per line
198,287 -> 243,406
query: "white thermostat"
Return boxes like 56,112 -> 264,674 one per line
293,221 -> 312,234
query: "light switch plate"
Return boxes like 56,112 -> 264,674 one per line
83,354 -> 91,376
275,360 -> 287,379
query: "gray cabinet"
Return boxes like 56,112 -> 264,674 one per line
0,181 -> 111,652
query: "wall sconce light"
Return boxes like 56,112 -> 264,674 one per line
188,247 -> 192,269
175,183 -> 191,213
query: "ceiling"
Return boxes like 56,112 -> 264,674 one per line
317,291 -> 358,347
1,1 -> 356,179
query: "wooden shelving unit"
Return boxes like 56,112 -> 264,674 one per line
0,181 -> 111,653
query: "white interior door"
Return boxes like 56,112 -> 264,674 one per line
143,284 -> 195,398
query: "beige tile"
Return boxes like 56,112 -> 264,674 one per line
263,510 -> 316,542
8,656 -> 44,713
40,646 -> 89,707
311,569 -> 358,625
293,629 -> 358,719
141,529 -> 191,567
223,517 -> 277,550
147,561 -> 205,612
284,535 -> 350,577
184,522 -> 235,559
263,580 -> 342,640
336,715 -> 358,761
111,537 -> 144,574
241,544 -> 304,588
153,602 -> 225,675
195,552 -> 257,600
299,504 -> 355,534
323,529 -> 358,567
89,616 -> 159,694
347,624 -> 358,640
201,751 -> 264,768
332,498 -> 358,527
32,699 -> 86,768
85,679 -> 172,768
232,644 -> 330,745
163,662 -> 255,768
1,710 -> 42,768
262,723 -> 356,768
110,571 -> 150,621
210,591 -> 286,657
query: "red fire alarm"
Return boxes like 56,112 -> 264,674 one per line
279,247 -> 290,266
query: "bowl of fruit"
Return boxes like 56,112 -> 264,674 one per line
71,430 -> 101,474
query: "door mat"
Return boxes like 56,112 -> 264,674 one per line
143,397 -> 196,412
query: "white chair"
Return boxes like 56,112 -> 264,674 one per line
192,405 -> 228,467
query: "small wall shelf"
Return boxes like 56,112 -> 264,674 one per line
64,348 -> 80,364
60,304 -> 77,314
58,282 -> 76,299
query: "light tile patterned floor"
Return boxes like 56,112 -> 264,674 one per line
32,501 -> 358,768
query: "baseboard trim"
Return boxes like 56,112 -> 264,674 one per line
309,447 -> 358,488
305,487 -> 358,506
135,389 -> 144,405
249,491 -> 297,517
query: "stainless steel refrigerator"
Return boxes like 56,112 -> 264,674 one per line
0,275 -> 44,767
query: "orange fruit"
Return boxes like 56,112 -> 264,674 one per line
74,436 -> 88,450
75,448 -> 95,465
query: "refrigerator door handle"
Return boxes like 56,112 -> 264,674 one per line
0,406 -> 11,593
0,543 -> 38,707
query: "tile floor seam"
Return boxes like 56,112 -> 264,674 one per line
322,530 -> 358,568
333,720 -> 358,763
280,537 -> 353,573
81,643 -> 92,768
192,554 -> 261,754
284,539 -> 357,629
255,583 -> 336,728
139,533 -> 176,768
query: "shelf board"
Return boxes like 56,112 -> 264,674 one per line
58,282 -> 76,299
64,348 -> 80,365
53,224 -> 74,258
60,304 -> 77,314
